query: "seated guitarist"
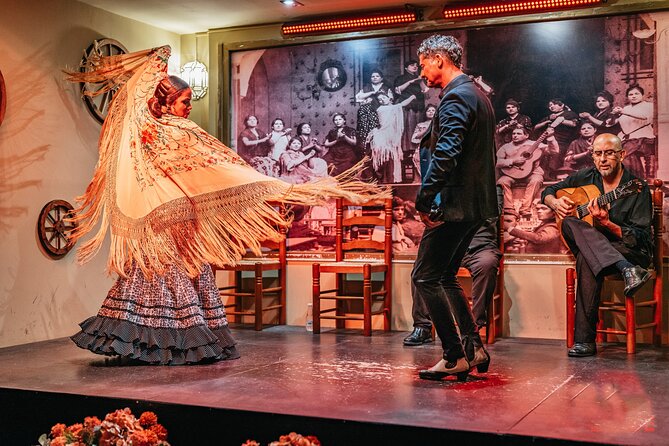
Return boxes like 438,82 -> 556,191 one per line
542,133 -> 652,358
497,126 -> 558,217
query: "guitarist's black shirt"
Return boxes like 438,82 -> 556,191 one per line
541,167 -> 652,257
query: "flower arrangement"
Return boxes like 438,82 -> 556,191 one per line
242,432 -> 321,446
37,408 -> 170,446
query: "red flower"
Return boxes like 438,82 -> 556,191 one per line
84,416 -> 102,428
67,423 -> 84,437
150,423 -> 169,441
50,423 -> 66,437
139,411 -> 158,427
129,429 -> 159,446
50,437 -> 67,446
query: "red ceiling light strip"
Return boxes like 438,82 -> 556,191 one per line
282,11 -> 417,35
443,0 -> 606,20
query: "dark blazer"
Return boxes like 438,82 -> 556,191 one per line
416,74 -> 498,222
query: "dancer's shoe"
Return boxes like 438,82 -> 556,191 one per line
469,346 -> 490,373
419,357 -> 470,382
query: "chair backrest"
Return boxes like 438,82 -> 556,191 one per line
245,202 -> 287,262
651,179 -> 664,272
335,198 -> 392,265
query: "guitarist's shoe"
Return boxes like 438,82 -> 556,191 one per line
622,266 -> 651,297
568,342 -> 597,357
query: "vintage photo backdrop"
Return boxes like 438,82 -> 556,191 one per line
228,12 -> 663,257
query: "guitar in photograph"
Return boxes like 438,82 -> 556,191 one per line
499,116 -> 563,180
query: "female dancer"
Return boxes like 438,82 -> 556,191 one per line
66,46 -> 386,365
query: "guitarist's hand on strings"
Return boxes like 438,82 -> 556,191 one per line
587,198 -> 622,238
587,198 -> 609,224
548,196 -> 575,219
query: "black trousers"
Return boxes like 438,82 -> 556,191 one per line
411,247 -> 501,337
561,217 -> 650,343
411,220 -> 484,362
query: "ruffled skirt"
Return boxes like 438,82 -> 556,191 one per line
72,263 -> 239,365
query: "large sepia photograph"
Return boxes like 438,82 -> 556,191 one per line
228,13 -> 661,257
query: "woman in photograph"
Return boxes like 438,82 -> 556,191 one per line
65,46 -> 387,366
324,113 -> 359,175
355,69 -> 393,150
296,122 -> 326,159
268,117 -> 292,163
410,103 -> 437,177
367,91 -> 416,183
237,114 -> 270,162
578,90 -> 621,136
562,122 -> 596,173
612,84 -> 656,178
534,98 -> 579,180
279,137 -> 328,184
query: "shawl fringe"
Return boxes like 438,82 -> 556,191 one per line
66,46 -> 389,279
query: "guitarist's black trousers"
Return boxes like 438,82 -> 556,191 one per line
561,217 -> 650,343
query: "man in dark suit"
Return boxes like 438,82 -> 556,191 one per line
412,35 -> 498,381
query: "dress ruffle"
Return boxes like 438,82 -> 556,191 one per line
72,316 -> 239,365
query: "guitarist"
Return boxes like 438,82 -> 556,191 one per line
542,133 -> 652,358
497,125 -> 558,217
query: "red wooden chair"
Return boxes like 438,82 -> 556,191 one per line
566,179 -> 663,353
312,198 -> 392,336
216,205 -> 287,331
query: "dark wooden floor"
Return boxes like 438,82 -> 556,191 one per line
1,326 -> 668,445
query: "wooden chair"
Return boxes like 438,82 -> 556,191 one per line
312,198 -> 392,336
458,218 -> 505,344
566,179 -> 663,353
216,206 -> 287,331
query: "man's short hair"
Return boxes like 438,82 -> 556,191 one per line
417,35 -> 463,68
404,59 -> 418,69
513,125 -> 530,136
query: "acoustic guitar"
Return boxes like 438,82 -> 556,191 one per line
500,116 -> 564,180
555,179 -> 644,230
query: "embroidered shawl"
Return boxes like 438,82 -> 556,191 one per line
66,46 -> 387,278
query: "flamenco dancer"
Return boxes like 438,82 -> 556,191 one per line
66,46 -> 386,365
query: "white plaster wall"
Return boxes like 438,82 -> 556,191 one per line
0,0 -> 180,347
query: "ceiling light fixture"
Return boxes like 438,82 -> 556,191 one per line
280,0 -> 304,6
443,0 -> 607,20
282,9 -> 419,36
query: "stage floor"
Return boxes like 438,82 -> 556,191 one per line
1,326 -> 668,445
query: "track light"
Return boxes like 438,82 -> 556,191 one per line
282,10 -> 419,36
443,0 -> 607,20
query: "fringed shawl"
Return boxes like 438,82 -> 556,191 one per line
66,46 -> 388,278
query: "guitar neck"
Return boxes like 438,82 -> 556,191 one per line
576,189 -> 620,218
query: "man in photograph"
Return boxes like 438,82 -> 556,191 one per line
496,125 -> 558,218
412,35 -> 498,381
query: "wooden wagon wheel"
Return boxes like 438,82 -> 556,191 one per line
79,38 -> 128,124
0,68 -> 6,127
37,200 -> 77,259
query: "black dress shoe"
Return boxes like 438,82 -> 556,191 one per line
622,266 -> 651,297
568,342 -> 597,357
403,327 -> 433,346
